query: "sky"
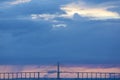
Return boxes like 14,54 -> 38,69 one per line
0,0 -> 120,72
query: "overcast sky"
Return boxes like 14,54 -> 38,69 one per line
0,0 -> 120,66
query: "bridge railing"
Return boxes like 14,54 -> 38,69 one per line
0,72 -> 120,79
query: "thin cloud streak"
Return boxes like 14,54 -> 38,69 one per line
52,24 -> 67,28
9,0 -> 31,5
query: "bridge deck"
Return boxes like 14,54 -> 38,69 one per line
0,72 -> 120,80
0,78 -> 120,80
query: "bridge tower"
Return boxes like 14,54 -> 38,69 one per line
57,62 -> 60,79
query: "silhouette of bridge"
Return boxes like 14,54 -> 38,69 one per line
0,72 -> 120,80
0,63 -> 120,80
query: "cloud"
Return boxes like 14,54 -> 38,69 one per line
0,0 -> 32,9
31,14 -> 67,28
31,14 -> 58,21
61,1 -> 120,20
30,1 -> 120,21
52,24 -> 67,28
9,0 -> 31,5
30,14 -> 67,28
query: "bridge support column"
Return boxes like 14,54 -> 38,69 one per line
57,62 -> 60,79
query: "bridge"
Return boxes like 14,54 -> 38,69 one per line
0,63 -> 120,80
0,72 -> 120,80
